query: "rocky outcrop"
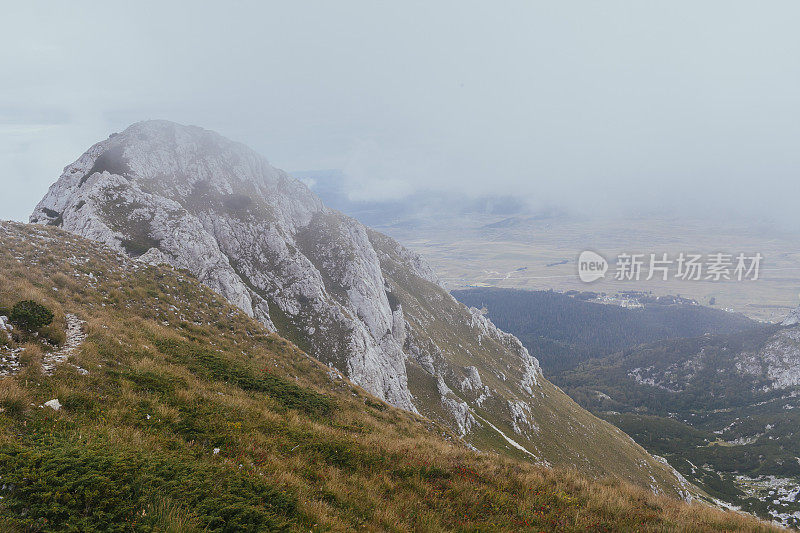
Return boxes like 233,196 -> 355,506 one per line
782,305 -> 800,326
32,120 -> 423,410
736,326 -> 800,390
0,315 -> 11,339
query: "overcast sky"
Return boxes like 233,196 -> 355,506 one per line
1,1 -> 799,226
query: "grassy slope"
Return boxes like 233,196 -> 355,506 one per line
369,230 -> 700,497
0,222 -> 780,532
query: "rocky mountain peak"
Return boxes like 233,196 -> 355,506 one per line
32,120 -> 428,409
29,122 -> 694,494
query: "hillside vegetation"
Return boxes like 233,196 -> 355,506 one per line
454,287 -> 800,527
0,222 -> 779,532
452,288 -> 761,373
558,330 -> 800,526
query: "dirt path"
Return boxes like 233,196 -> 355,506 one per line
41,313 -> 87,375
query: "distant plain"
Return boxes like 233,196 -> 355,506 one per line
379,214 -> 800,322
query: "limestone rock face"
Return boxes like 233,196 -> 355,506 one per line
30,121 -> 694,496
782,305 -> 800,327
32,120 -> 426,410
736,326 -> 800,390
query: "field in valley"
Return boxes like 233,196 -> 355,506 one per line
381,214 -> 800,322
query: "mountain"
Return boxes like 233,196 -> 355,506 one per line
452,288 -> 762,372
453,288 -> 800,527
0,221 -> 777,532
292,169 -> 538,229
31,119 -> 691,495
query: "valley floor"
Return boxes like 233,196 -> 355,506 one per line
382,214 -> 800,322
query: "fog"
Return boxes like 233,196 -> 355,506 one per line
2,1 -> 799,227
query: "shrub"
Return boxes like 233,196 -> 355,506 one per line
9,300 -> 54,332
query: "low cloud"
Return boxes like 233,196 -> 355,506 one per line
1,2 -> 799,229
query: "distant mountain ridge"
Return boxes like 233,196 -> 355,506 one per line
292,168 -> 552,229
31,120 -> 692,494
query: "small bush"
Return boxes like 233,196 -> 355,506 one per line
9,300 -> 54,332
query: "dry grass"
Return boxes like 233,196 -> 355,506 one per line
0,378 -> 30,418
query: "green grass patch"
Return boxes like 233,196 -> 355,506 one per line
0,441 -> 296,532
